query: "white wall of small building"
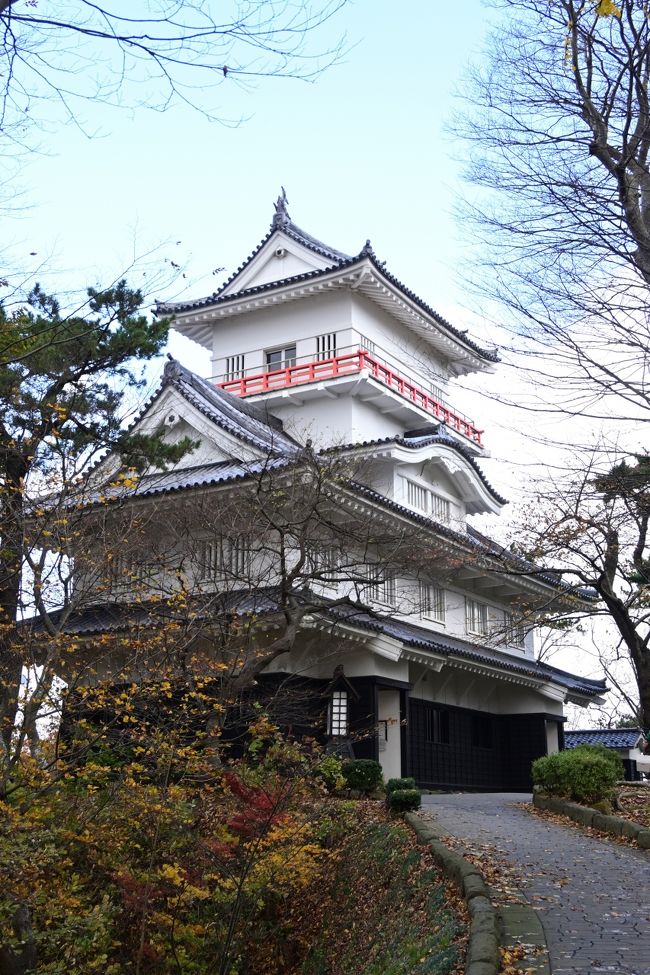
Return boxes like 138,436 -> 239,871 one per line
210,292 -> 355,379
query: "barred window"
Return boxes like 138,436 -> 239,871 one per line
317,546 -> 339,582
199,537 -> 251,579
466,597 -> 489,636
110,552 -> 148,585
225,354 -> 245,380
366,567 -> 396,606
407,480 -> 428,511
425,708 -> 450,744
316,332 -> 337,360
504,611 -> 526,648
430,494 -> 451,524
404,479 -> 452,524
420,583 -> 446,622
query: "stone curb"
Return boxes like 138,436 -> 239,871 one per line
405,812 -> 500,975
533,793 -> 650,848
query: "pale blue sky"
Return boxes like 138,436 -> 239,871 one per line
8,0 -> 494,342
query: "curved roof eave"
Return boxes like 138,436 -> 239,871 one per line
156,240 -> 498,367
319,431 -> 507,509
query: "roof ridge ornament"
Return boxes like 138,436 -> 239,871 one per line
163,354 -> 184,382
271,186 -> 291,230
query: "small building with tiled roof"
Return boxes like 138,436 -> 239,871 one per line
55,193 -> 607,791
565,728 -> 649,780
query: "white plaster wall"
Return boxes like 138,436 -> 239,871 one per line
160,419 -> 228,466
409,663 -> 562,716
210,293 -> 354,378
546,720 -> 560,754
378,689 -> 402,781
350,293 -> 451,392
268,393 -> 404,447
628,745 -> 650,772
264,641 -> 409,684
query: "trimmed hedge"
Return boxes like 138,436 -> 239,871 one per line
341,759 -> 383,793
386,777 -> 417,795
388,788 -> 422,814
532,745 -> 623,805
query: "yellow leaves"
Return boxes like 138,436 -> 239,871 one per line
159,862 -> 185,886
595,0 -> 621,16
159,863 -> 210,902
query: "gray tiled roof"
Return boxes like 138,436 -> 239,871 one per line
155,215 -> 498,364
128,459 -> 287,497
565,728 -> 641,749
31,592 -> 605,698
322,603 -> 606,698
160,357 -> 300,455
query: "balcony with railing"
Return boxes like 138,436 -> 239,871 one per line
215,333 -> 484,448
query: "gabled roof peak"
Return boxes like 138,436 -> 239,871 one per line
159,355 -> 300,454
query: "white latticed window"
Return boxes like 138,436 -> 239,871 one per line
199,537 -> 250,579
420,583 -> 446,622
225,355 -> 245,380
360,335 -> 376,354
327,690 -> 348,736
466,598 -> 489,636
366,568 -> 396,606
404,479 -> 451,524
316,333 -> 337,360
504,612 -> 526,648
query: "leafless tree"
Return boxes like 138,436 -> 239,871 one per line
508,450 -> 650,729
457,0 -> 650,420
0,0 -> 348,137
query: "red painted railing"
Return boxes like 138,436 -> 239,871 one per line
218,350 -> 483,447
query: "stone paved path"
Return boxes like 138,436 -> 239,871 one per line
422,793 -> 650,975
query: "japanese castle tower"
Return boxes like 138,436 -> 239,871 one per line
96,193 -> 606,790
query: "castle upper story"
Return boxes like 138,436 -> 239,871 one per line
157,192 -> 499,453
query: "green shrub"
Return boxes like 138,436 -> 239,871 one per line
388,788 -> 422,814
314,753 -> 345,792
532,747 -> 621,805
341,759 -> 383,793
571,744 -> 625,779
531,752 -> 565,794
386,777 -> 417,794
